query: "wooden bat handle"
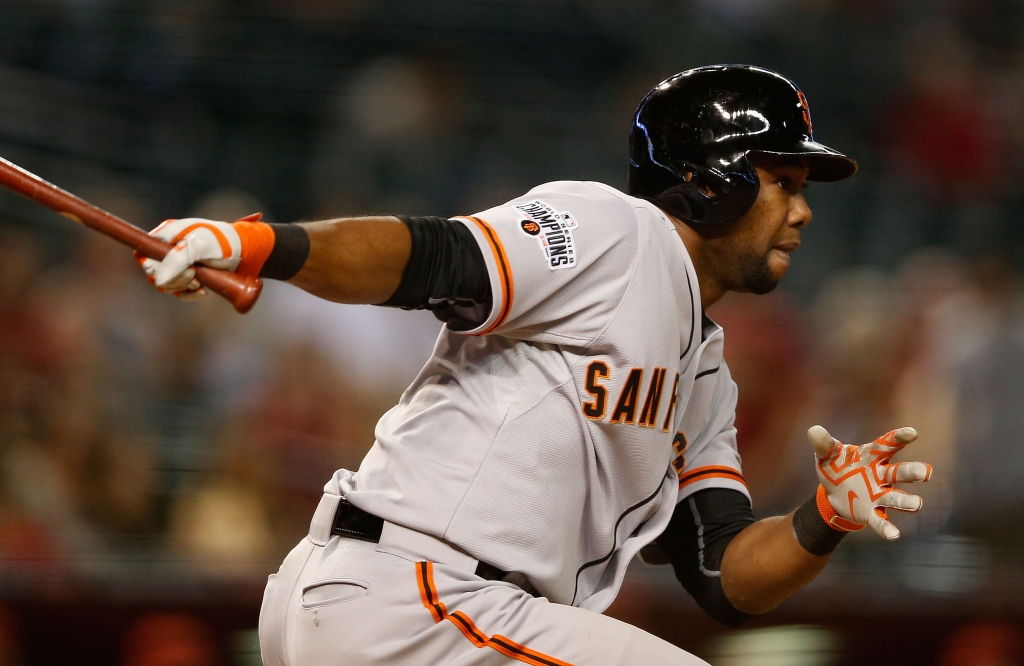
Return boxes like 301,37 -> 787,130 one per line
0,156 -> 261,313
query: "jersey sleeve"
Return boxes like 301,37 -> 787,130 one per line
673,362 -> 750,503
452,181 -> 640,344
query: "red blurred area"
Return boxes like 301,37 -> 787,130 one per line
940,621 -> 1024,666
121,614 -> 218,666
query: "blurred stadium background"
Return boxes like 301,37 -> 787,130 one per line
1,0 -> 1024,664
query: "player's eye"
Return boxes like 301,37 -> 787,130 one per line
777,175 -> 806,194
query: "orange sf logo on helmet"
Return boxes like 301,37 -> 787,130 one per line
796,91 -> 813,136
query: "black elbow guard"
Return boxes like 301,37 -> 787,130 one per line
381,216 -> 493,330
655,488 -> 755,626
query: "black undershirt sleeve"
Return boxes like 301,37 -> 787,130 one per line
653,488 -> 756,626
381,216 -> 493,331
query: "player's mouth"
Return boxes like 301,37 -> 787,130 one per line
770,240 -> 799,263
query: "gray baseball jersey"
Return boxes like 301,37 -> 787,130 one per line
324,181 -> 747,612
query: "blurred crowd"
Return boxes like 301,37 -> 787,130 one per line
3,0 -> 1024,663
0,213 -> 419,588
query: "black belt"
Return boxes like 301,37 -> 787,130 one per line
331,497 -> 510,582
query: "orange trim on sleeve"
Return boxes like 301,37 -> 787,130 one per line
677,465 -> 747,491
462,216 -> 514,335
416,562 -> 573,666
233,221 -> 276,277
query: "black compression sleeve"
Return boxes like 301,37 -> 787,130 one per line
381,216 -> 492,330
655,488 -> 755,626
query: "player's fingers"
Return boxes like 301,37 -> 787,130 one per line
807,425 -> 838,459
871,427 -> 917,455
164,267 -> 198,292
892,461 -> 932,484
179,276 -> 201,292
867,507 -> 900,540
154,240 -> 196,287
893,427 -> 918,444
174,286 -> 206,301
133,254 -> 162,287
149,219 -> 180,242
156,264 -> 197,293
139,257 -> 160,277
161,267 -> 197,291
877,489 -> 922,513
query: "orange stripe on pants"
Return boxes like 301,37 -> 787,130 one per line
415,561 -> 573,666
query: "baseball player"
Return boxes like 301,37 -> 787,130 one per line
140,65 -> 933,665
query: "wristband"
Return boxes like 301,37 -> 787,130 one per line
260,223 -> 310,280
233,221 -> 275,277
231,220 -> 310,280
792,486 -> 848,556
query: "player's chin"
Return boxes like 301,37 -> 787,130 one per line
741,251 -> 785,295
767,248 -> 792,279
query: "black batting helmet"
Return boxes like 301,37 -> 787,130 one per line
628,65 -> 857,225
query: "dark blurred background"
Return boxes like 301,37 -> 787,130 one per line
1,0 -> 1024,664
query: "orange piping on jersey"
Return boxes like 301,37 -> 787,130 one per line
416,562 -> 573,666
462,216 -> 514,335
678,465 -> 747,490
679,471 -> 747,491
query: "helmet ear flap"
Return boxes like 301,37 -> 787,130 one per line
683,169 -> 720,199
651,156 -> 760,226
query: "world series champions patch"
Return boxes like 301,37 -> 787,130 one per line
514,199 -> 578,270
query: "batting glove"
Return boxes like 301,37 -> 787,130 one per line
136,213 -> 272,299
809,425 -> 932,540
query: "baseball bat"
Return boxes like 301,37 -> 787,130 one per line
0,155 -> 262,314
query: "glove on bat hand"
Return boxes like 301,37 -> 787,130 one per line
809,425 -> 932,540
136,213 -> 270,300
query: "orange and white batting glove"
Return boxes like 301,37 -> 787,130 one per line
136,213 -> 273,299
809,425 -> 932,540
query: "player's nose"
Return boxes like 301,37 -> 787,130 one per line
789,193 -> 812,229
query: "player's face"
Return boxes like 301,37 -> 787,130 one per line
715,155 -> 812,295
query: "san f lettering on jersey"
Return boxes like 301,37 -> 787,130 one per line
329,180 -> 747,613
